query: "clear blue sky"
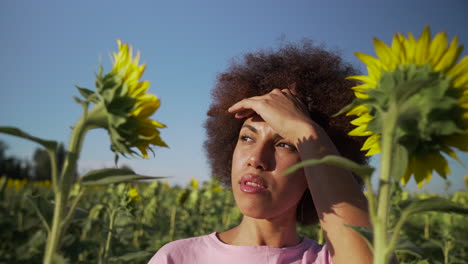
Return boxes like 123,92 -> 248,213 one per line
0,0 -> 467,193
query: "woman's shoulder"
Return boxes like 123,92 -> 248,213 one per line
160,233 -> 214,251
147,233 -> 217,264
147,233 -> 332,264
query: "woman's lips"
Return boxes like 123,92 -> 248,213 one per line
240,174 -> 267,194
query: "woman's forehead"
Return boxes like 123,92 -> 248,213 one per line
241,115 -> 265,128
241,116 -> 282,137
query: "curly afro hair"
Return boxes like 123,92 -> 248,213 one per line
204,40 -> 368,225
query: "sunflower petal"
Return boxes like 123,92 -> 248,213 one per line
415,26 -> 431,65
374,38 -> 398,71
137,144 -> 149,158
361,134 -> 381,156
346,75 -> 378,86
355,52 -> 381,68
428,33 -> 449,71
346,105 -> 369,116
351,113 -> 373,126
391,33 -> 404,63
365,144 -> 381,156
441,146 -> 463,165
361,134 -> 380,150
395,33 -> 409,64
447,54 -> 468,79
348,125 -> 373,136
355,52 -> 382,79
427,152 -> 450,179
352,83 -> 375,92
354,91 -> 369,99
405,33 -> 417,63
434,36 -> 463,72
413,156 -> 432,188
401,157 -> 414,185
453,67 -> 468,88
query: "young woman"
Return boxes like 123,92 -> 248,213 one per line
149,41 -> 372,264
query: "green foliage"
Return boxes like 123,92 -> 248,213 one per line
0,177 -> 466,264
0,127 -> 57,152
80,168 -> 166,185
283,155 -> 375,180
389,185 -> 468,264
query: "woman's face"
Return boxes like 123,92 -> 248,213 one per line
231,115 -> 308,220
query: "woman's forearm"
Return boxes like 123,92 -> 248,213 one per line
295,125 -> 373,264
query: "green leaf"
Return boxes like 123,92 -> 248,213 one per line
75,85 -> 96,100
73,96 -> 85,105
345,224 -> 373,250
16,230 -> 47,260
394,238 -> 423,258
89,204 -> 105,220
283,155 -> 374,180
422,239 -> 443,250
26,195 -> 54,232
399,197 -> 468,217
81,174 -> 166,186
0,127 -> 58,151
177,188 -> 191,205
81,167 -> 134,181
80,167 -> 167,185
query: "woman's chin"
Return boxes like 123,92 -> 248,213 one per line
240,210 -> 270,220
237,203 -> 274,219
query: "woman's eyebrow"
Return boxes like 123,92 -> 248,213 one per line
241,124 -> 257,133
241,124 -> 284,140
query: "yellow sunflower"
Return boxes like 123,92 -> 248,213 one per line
89,40 -> 167,158
346,26 -> 468,187
128,187 -> 142,203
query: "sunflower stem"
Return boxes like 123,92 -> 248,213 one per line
102,208 -> 118,264
43,110 -> 91,264
46,148 -> 59,191
364,176 -> 376,224
373,106 -> 398,264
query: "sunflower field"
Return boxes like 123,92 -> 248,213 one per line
1,29 -> 467,264
0,176 -> 466,264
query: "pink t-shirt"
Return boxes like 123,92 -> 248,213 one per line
148,232 -> 332,264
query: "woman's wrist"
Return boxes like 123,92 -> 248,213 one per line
293,122 -> 340,160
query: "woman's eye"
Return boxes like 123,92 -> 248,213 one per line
239,135 -> 253,142
278,142 -> 297,151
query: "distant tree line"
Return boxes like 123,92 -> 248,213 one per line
0,139 -> 73,181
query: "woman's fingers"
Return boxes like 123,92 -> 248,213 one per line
280,88 -> 292,95
228,98 -> 252,114
234,109 -> 256,119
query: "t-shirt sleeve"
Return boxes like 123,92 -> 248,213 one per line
316,243 -> 333,264
147,244 -> 174,264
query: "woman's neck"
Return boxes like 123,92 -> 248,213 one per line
218,211 -> 301,248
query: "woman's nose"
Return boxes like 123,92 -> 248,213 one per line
247,143 -> 273,171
